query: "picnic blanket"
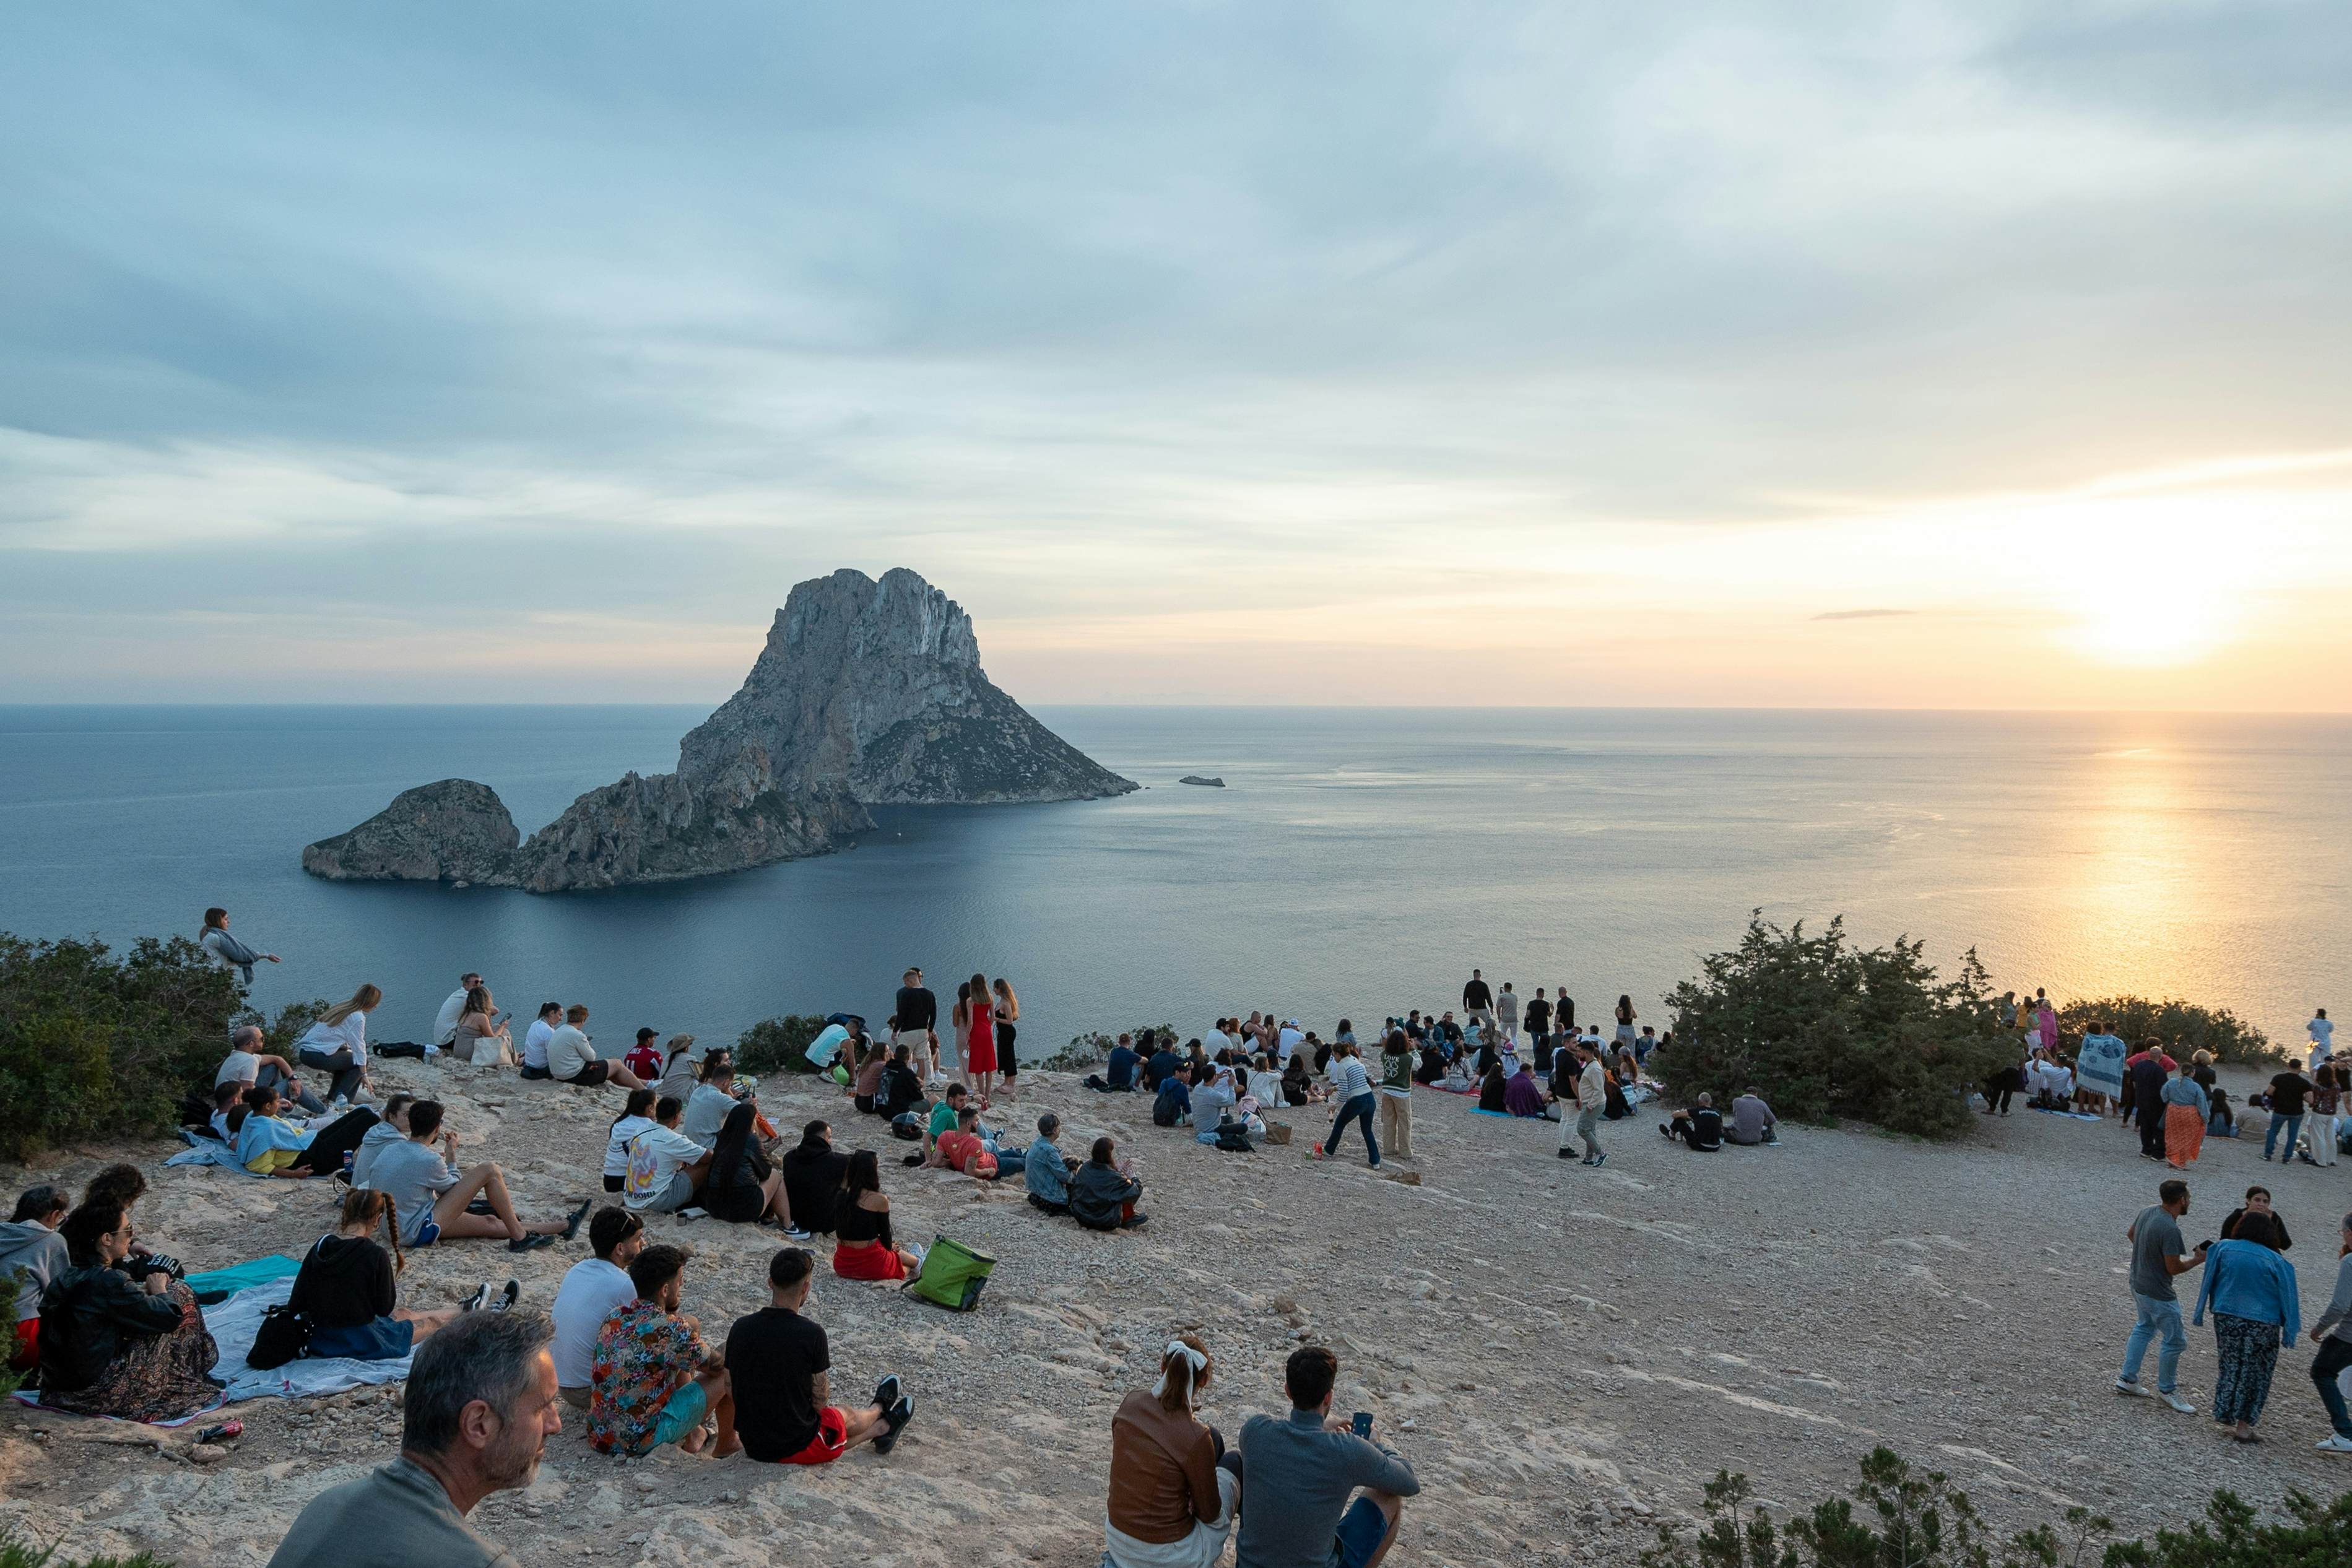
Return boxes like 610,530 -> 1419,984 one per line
165,1141 -> 266,1176
11,1388 -> 223,1427
188,1254 -> 303,1304
203,1275 -> 414,1401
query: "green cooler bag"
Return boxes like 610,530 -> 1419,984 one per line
903,1236 -> 995,1310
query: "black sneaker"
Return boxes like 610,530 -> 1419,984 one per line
507,1232 -> 555,1254
874,1375 -> 902,1412
560,1199 -> 594,1241
492,1279 -> 520,1313
872,1395 -> 915,1455
460,1281 -> 493,1314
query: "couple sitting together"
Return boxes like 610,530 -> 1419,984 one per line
1023,1114 -> 1148,1231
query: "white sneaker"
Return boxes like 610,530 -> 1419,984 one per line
2114,1379 -> 2153,1398
2318,1434 -> 2352,1453
2160,1392 -> 2196,1414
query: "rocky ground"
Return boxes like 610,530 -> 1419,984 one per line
3,1058 -> 2346,1567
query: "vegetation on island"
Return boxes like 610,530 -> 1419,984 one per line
1640,1447 -> 2351,1568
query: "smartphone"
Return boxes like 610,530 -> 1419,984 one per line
1350,1411 -> 1374,1438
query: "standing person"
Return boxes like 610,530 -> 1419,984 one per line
1613,995 -> 1638,1057
2034,993 -> 2059,1059
892,967 -> 940,1084
1496,984 -> 1519,1044
1376,1030 -> 1414,1161
1104,1334 -> 1241,1568
2192,1212 -> 2300,1444
586,1245 -> 737,1460
2314,1008 -> 2337,1073
2305,1210 -> 2352,1453
2075,1020 -> 2129,1113
433,974 -> 485,1055
294,985 -> 381,1105
2161,1064 -> 2211,1169
2265,1059 -> 2317,1163
2129,1044 -> 2173,1161
1554,990 -> 1575,1037
2311,1065 -> 2344,1169
551,1208 -> 643,1409
1524,989 -> 1553,1060
1236,1346 -> 1418,1568
1461,970 -> 1493,1032
2117,1179 -> 2209,1413
1558,1047 -> 1607,1167
726,1246 -> 913,1465
992,977 -> 1022,1104
200,907 -> 279,984
964,972 -> 1000,1109
519,1003 -> 562,1080
264,1312 -> 561,1568
1314,1041 -> 1379,1169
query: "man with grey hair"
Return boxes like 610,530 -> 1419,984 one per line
267,1312 -> 560,1567
216,1025 -> 326,1114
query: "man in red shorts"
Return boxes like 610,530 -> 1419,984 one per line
724,1247 -> 914,1465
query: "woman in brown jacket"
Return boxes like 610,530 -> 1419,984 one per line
1103,1333 -> 1242,1568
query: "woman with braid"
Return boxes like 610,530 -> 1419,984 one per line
284,1189 -> 510,1360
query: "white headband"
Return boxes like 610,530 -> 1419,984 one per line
1153,1340 -> 1209,1403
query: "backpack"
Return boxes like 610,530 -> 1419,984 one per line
1152,1088 -> 1183,1128
1213,1116 -> 1255,1153
248,1302 -> 315,1369
903,1236 -> 995,1311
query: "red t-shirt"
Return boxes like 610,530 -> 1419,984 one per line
936,1131 -> 996,1174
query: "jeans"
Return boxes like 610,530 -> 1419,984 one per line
1327,1093 -> 1379,1166
2121,1291 -> 2187,1392
297,1046 -> 366,1104
2313,1336 -> 2352,1437
257,1063 -> 326,1114
2265,1112 -> 2304,1161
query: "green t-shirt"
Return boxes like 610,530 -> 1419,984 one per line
928,1101 -> 961,1139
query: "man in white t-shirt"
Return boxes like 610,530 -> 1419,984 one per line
623,1101 -> 710,1213
551,1207 -> 644,1407
432,972 -> 482,1052
547,1003 -> 648,1091
214,1024 -> 326,1112
1276,1020 -> 1304,1063
1205,1021 -> 1234,1057
2312,1010 -> 2335,1073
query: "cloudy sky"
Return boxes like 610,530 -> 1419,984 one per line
4,1 -> 2348,708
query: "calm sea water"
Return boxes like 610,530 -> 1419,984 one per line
1,706 -> 2343,1059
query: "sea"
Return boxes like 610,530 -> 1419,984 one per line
2,706 -> 2343,1061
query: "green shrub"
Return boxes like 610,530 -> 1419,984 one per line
1660,914 -> 2012,1140
1046,1024 -> 1178,1072
0,1522 -> 174,1568
242,996 -> 332,1057
2055,996 -> 2283,1067
734,1014 -> 830,1074
1641,1447 -> 2348,1568
0,933 -> 244,1160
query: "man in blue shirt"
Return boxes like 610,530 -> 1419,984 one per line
1153,1066 -> 1193,1128
1087,1035 -> 1141,1093
1238,1346 -> 1417,1568
1143,1040 -> 1184,1091
1023,1114 -> 1074,1215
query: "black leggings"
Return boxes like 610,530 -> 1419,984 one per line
1985,1085 -> 2014,1113
290,1108 -> 379,1176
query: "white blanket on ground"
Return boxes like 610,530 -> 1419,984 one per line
204,1276 -> 413,1402
167,1141 -> 267,1176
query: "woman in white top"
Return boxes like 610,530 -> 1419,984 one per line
453,985 -> 511,1068
294,985 -> 379,1104
601,1088 -> 660,1194
521,1002 -> 562,1078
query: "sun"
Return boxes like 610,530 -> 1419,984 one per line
2037,510 -> 2250,668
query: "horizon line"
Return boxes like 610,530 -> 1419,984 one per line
2,700 -> 2348,719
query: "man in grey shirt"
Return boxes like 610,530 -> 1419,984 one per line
2117,1178 -> 2208,1413
1238,1346 -> 1418,1568
369,1101 -> 575,1254
269,1312 -> 559,1568
2306,1210 -> 2352,1450
1728,1089 -> 1778,1146
683,1054 -> 744,1145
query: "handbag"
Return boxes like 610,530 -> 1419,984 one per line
248,1302 -> 315,1369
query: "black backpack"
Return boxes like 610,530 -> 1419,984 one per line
890,1112 -> 924,1141
1213,1116 -> 1254,1153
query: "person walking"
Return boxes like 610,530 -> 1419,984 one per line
1460,971 -> 1493,1032
1376,1031 -> 1414,1161
1558,1047 -> 1607,1167
1314,1041 -> 1379,1168
1495,984 -> 1519,1044
2117,1179 -> 2208,1413
2305,1210 -> 2352,1453
2192,1211 -> 2299,1443
2265,1060 -> 2317,1163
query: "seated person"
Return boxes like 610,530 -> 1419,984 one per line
1153,1066 -> 1194,1128
547,1005 -> 648,1093
1143,1041 -> 1184,1092
1413,1042 -> 1446,1086
655,1037 -> 701,1105
621,1027 -> 666,1085
727,1245 -> 913,1465
878,1044 -> 929,1120
1504,1063 -> 1556,1120
285,1189 -> 485,1360
833,1151 -> 926,1280
1070,1138 -> 1147,1232
1602,1067 -> 1634,1121
922,1083 -> 972,1162
350,1092 -> 422,1187
1662,1093 -> 1725,1150
1281,1054 -> 1321,1106
600,1089 -> 661,1195
1193,1066 -> 1241,1146
851,1043 -> 892,1112
587,1244 -> 737,1459
1246,1055 -> 1287,1113
205,1080 -> 243,1141
1237,1346 -> 1418,1568
1088,1034 -> 1142,1093
520,1000 -> 563,1079
779,1122 -> 851,1235
621,1096 -> 711,1216
37,1202 -> 220,1422
451,985 -> 512,1068
2208,1086 -> 2236,1137
552,1208 -> 644,1408
227,1086 -> 379,1179
1477,1063 -> 1508,1113
1105,1333 -> 1241,1568
1026,1114 -> 1077,1215
702,1102 -> 797,1229
216,1025 -> 324,1113
2220,1186 -> 2292,1251
932,1106 -> 1000,1179
1727,1088 -> 1779,1146
374,1099 -> 588,1250
2,1184 -> 71,1373
683,1053 -> 746,1146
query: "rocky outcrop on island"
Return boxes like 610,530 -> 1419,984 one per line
1178,775 -> 1225,788
303,568 -> 1134,892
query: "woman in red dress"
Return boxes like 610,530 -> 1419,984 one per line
964,971 -> 998,1108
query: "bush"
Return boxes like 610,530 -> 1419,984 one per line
734,1014 -> 830,1074
1660,914 -> 2012,1140
1640,1447 -> 2350,1568
2056,996 -> 2283,1068
1,1522 -> 173,1568
0,933 -> 244,1160
1045,1024 -> 1178,1073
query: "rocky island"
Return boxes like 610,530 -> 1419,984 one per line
303,568 -> 1136,891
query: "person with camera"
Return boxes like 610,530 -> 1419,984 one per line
36,1202 -> 220,1421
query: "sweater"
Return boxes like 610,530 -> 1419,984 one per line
0,1220 -> 69,1322
1235,1409 -> 1419,1568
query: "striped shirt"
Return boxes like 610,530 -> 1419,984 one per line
1329,1055 -> 1371,1102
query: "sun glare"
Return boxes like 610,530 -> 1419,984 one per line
2033,511 -> 2255,668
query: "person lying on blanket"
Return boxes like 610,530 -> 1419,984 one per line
228,1085 -> 380,1179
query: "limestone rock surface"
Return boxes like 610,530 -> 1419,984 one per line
300,780 -> 521,885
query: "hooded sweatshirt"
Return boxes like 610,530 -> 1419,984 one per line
0,1220 -> 69,1322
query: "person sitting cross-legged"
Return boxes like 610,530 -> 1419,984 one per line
1662,1093 -> 1725,1151
726,1245 -> 913,1465
370,1100 -> 589,1254
586,1244 -> 737,1459
1025,1114 -> 1077,1215
1070,1137 -> 1147,1232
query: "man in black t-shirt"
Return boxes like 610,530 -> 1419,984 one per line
1660,1094 -> 1725,1151
1524,990 -> 1553,1047
2265,1067 -> 2317,1162
878,1046 -> 927,1120
726,1247 -> 913,1465
1462,970 -> 1494,1025
890,968 -> 940,1082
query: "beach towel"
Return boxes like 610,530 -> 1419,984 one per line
165,1142 -> 267,1177
2076,1034 -> 2128,1099
201,1276 -> 413,1401
186,1254 -> 303,1306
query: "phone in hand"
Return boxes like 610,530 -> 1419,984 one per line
1351,1411 -> 1374,1439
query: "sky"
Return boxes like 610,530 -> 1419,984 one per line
3,1 -> 2349,710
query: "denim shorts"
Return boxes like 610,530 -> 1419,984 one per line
1330,1496 -> 1390,1568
